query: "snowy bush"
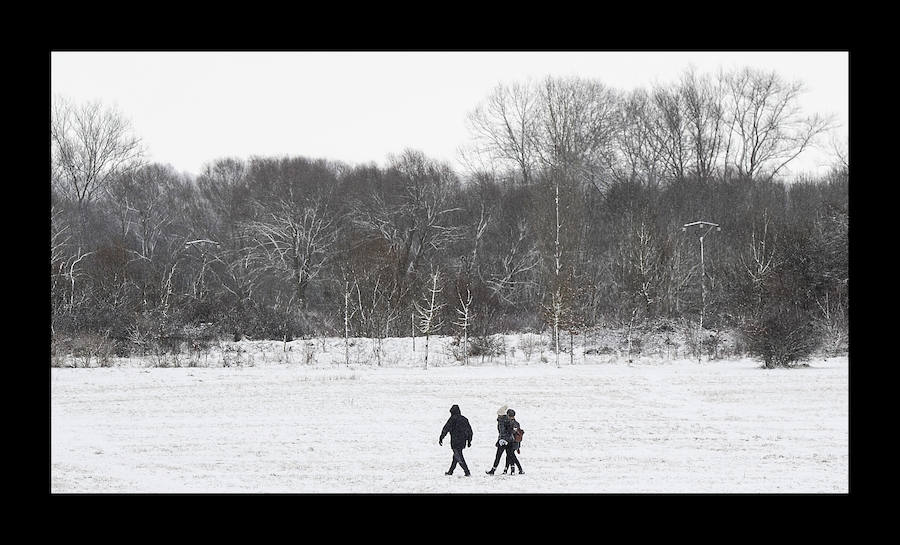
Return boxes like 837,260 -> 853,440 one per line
816,319 -> 848,357
470,335 -> 504,360
702,331 -> 723,360
813,292 -> 848,356
222,344 -> 251,368
448,334 -> 504,363
738,304 -> 821,368
63,331 -> 114,368
680,319 -> 702,361
623,337 -> 643,355
519,334 -> 542,361
148,341 -> 171,368
301,342 -> 317,365
585,345 -> 615,356
654,320 -> 677,333
448,336 -> 465,362
50,335 -> 68,368
662,336 -> 680,358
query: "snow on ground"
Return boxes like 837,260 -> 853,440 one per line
51,335 -> 848,493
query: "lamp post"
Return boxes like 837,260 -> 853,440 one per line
682,221 -> 720,362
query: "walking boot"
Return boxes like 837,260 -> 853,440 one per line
486,467 -> 496,475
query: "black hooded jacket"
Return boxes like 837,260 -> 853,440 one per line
495,414 -> 515,447
440,405 -> 473,449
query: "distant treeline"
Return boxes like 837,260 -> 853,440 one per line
50,67 -> 848,367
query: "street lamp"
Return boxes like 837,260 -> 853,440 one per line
682,221 -> 721,362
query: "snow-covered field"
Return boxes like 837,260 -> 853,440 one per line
51,338 -> 848,493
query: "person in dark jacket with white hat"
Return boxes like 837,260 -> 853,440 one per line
439,404 -> 473,476
486,405 -> 514,475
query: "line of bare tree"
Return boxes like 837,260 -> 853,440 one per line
50,66 -> 848,367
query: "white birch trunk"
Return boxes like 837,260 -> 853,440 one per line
554,179 -> 561,368
344,282 -> 350,367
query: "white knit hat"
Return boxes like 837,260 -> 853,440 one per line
497,405 -> 508,416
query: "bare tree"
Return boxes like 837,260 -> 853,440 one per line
462,201 -> 491,278
414,270 -> 445,370
102,164 -> 195,316
64,249 -> 96,314
351,150 -> 462,305
533,76 -> 621,193
117,165 -> 179,265
615,89 -> 665,185
558,270 -> 586,366
529,77 -> 621,355
647,83 -> 691,183
828,131 -> 849,172
183,239 -> 221,305
723,68 -> 834,181
465,80 -> 540,185
51,98 -> 143,210
195,157 -> 251,251
552,174 -> 563,363
453,285 -> 474,366
679,68 -> 727,182
50,204 -> 73,315
543,288 -> 563,367
482,216 -> 541,305
739,210 -> 780,306
244,189 -> 337,307
342,277 -> 358,367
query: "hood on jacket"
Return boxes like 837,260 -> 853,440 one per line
450,404 -> 461,415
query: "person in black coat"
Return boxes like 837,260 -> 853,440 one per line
504,409 -> 524,475
485,405 -> 514,475
439,404 -> 473,476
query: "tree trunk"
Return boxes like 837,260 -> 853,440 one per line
463,328 -> 468,366
554,179 -> 561,369
570,330 -> 574,366
344,285 -> 350,367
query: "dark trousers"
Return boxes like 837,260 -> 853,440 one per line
449,447 -> 470,474
491,445 -> 506,468
504,444 -> 522,473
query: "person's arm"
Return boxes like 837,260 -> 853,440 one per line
439,418 -> 451,444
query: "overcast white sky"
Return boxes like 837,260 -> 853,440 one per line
50,51 -> 849,179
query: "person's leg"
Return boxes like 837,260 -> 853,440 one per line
455,448 -> 471,475
487,445 -> 504,474
505,445 -> 519,474
447,453 -> 458,475
493,445 -> 504,467
510,444 -> 523,472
